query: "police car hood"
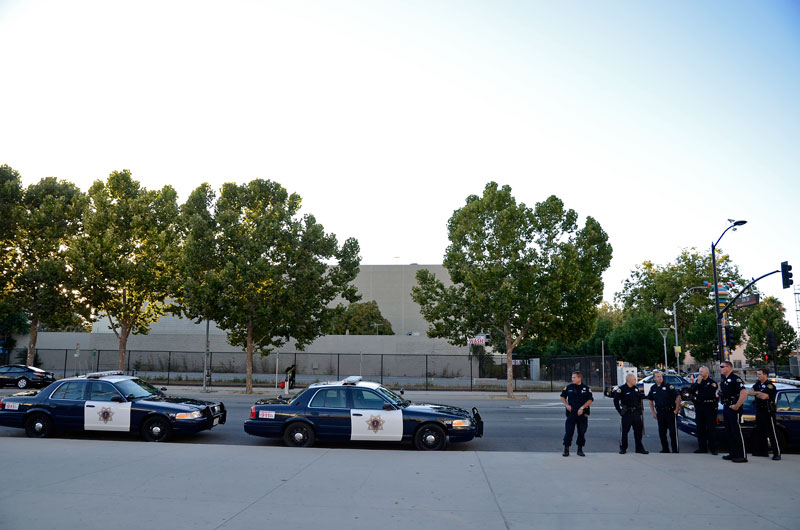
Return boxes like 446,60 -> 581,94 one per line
405,402 -> 471,418
137,395 -> 218,410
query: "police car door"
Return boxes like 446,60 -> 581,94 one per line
349,388 -> 403,442
84,381 -> 131,432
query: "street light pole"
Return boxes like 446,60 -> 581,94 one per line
658,328 -> 670,369
711,220 -> 746,362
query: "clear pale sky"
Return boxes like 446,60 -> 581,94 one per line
1,1 -> 798,330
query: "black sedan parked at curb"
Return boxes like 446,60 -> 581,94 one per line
0,371 -> 226,442
0,365 -> 56,389
244,376 -> 483,450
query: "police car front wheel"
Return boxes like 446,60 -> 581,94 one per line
414,423 -> 447,451
283,422 -> 316,448
25,413 -> 53,438
141,416 -> 172,442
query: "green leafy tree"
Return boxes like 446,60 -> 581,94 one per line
743,297 -> 797,367
327,301 -> 394,335
9,178 -> 88,365
179,180 -> 360,393
0,165 -> 23,295
683,309 -> 743,365
70,170 -> 179,371
615,248 -> 751,358
607,311 -> 672,368
412,182 -> 612,397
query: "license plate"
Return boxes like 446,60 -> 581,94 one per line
213,417 -> 219,426
685,409 -> 695,419
4,402 -> 19,410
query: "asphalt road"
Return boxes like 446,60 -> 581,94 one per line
0,388 -> 712,453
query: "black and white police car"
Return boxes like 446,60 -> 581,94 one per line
0,371 -> 226,442
677,378 -> 800,450
0,364 -> 56,389
244,376 -> 483,450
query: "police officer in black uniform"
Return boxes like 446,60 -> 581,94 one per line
689,366 -> 719,454
560,370 -> 593,457
748,367 -> 781,460
613,373 -> 648,454
719,360 -> 748,463
646,370 -> 681,453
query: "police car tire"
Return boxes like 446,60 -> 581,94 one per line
283,422 -> 315,448
16,378 -> 28,389
25,413 -> 53,438
414,423 -> 447,451
141,416 -> 172,442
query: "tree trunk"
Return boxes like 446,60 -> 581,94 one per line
505,324 -> 514,398
26,318 -> 39,366
118,323 -> 130,371
245,324 -> 254,394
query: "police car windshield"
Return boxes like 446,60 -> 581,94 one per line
114,378 -> 160,399
377,385 -> 408,406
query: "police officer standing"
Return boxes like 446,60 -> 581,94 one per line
719,360 -> 748,463
560,371 -> 593,457
748,367 -> 781,460
646,370 -> 681,453
613,373 -> 648,454
689,366 -> 718,454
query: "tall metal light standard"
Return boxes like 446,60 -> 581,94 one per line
711,219 -> 746,362
672,286 -> 706,372
658,328 -> 670,369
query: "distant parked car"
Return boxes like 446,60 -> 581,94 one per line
0,365 -> 56,389
637,374 -> 691,395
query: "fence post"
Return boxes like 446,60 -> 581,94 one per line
469,352 -> 473,391
63,348 -> 68,378
127,350 -> 131,372
425,355 -> 428,391
167,351 -> 171,384
336,354 -> 340,380
95,350 -> 100,372
380,354 -> 384,385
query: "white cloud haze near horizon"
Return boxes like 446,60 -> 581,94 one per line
1,0 -> 798,330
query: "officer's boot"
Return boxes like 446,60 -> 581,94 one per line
576,446 -> 585,457
562,445 -> 569,457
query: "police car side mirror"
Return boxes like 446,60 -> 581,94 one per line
111,396 -> 125,403
382,403 -> 395,411
160,387 -> 167,392
680,388 -> 692,400
399,388 -> 405,396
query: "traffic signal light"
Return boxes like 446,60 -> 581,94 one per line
781,261 -> 793,289
767,330 -> 777,351
724,325 -> 734,344
765,353 -> 770,362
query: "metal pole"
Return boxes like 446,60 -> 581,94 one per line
658,328 -> 669,369
203,320 -> 209,393
425,355 -> 428,391
470,350 -> 473,391
167,351 -> 171,385
712,243 -> 723,362
275,351 -> 280,392
380,354 -> 384,385
601,340 -> 605,388
63,348 -> 68,378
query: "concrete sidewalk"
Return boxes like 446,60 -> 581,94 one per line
1,438 -> 796,530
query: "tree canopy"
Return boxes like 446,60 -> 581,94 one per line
11,177 -> 88,365
412,182 -> 612,396
327,301 -> 394,335
744,297 -> 797,367
69,170 -> 180,370
179,180 -> 361,392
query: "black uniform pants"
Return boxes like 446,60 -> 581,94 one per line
753,409 -> 781,457
620,410 -> 644,451
656,409 -> 678,453
695,405 -> 717,452
563,412 -> 588,447
723,406 -> 746,459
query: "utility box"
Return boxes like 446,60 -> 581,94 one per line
617,365 -> 638,386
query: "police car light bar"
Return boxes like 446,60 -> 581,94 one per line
342,376 -> 363,385
770,377 -> 800,387
86,371 -> 125,379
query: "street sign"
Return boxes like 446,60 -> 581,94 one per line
674,346 -> 681,354
735,293 -> 760,308
468,336 -> 485,345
